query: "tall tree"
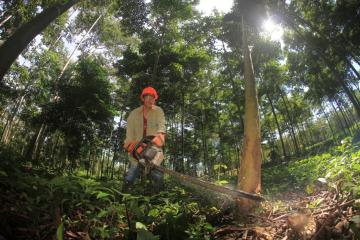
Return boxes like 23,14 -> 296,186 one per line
0,0 -> 79,81
224,0 -> 266,212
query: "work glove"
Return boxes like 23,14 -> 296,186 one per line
152,134 -> 165,147
124,141 -> 137,153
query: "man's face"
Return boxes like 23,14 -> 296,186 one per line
143,94 -> 155,108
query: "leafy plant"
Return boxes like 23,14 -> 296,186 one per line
263,137 -> 360,197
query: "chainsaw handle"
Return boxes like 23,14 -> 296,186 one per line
131,135 -> 155,160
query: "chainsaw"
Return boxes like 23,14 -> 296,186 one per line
131,136 -> 264,202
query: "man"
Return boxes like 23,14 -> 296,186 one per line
122,86 -> 166,192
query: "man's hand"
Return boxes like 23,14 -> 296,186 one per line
152,133 -> 165,147
124,141 -> 137,153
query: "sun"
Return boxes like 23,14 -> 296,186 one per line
262,18 -> 284,42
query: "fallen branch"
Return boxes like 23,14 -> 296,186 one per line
310,221 -> 326,240
213,226 -> 250,236
312,199 -> 354,216
273,213 -> 289,221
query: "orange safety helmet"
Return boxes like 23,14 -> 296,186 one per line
141,87 -> 158,101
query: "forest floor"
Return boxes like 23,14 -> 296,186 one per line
1,171 -> 359,240
212,188 -> 359,239
0,158 -> 359,239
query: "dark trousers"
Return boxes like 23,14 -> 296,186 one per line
124,165 -> 164,186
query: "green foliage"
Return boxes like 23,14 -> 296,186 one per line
213,163 -> 227,172
2,1 -> 360,239
136,221 -> 160,240
0,159 -> 217,239
263,138 -> 360,197
38,56 -> 115,160
213,163 -> 228,183
56,222 -> 64,240
116,0 -> 149,35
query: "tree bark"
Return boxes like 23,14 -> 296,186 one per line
50,134 -> 60,167
0,14 -> 12,28
334,98 -> 352,132
279,90 -> 300,155
105,149 -> 112,177
0,95 -> 25,144
0,0 -> 80,81
176,90 -> 185,173
86,148 -> 91,177
319,104 -> 337,142
301,122 -> 310,145
100,149 -> 105,178
330,101 -> 348,136
237,19 -> 262,213
201,104 -> 211,176
32,123 -> 47,161
285,137 -> 293,158
58,13 -> 102,81
266,92 -> 287,159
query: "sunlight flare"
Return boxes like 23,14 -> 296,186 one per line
262,18 -> 284,42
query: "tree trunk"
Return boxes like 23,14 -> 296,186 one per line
320,105 -> 337,142
105,149 -> 112,177
213,85 -> 227,171
181,91 -> 185,170
201,104 -> 211,176
176,90 -> 185,173
0,14 -> 12,28
190,133 -> 199,176
289,22 -> 360,118
337,77 -> 360,118
99,149 -> 105,178
305,121 -> 316,144
1,95 -> 25,144
334,98 -> 352,132
110,151 -> 118,179
32,123 -> 47,161
338,96 -> 359,130
48,10 -> 77,50
237,19 -> 262,213
300,122 -> 311,146
279,91 -> 300,155
0,0 -> 79,81
295,122 -> 307,152
50,134 -> 60,167
330,101 -> 348,136
266,92 -> 287,159
150,44 -> 161,85
58,13 -> 102,80
285,137 -> 293,159
86,148 -> 91,177
90,147 -> 97,176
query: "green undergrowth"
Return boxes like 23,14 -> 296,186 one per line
262,137 -> 360,197
2,136 -> 360,239
0,156 -> 219,239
